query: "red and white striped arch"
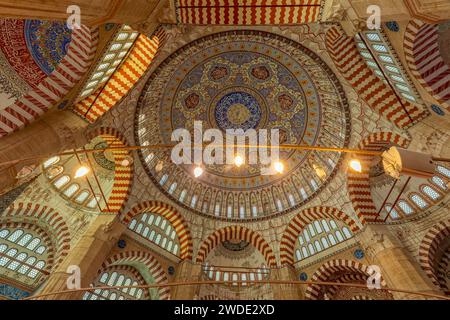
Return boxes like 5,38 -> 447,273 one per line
279,206 -> 361,265
326,25 -> 427,128
196,225 -> 277,267
121,201 -> 193,261
100,251 -> 170,300
305,259 -> 387,300
404,20 -> 450,111
418,219 -> 450,291
347,132 -> 411,223
175,0 -> 323,25
86,127 -> 133,214
1,202 -> 71,268
0,25 -> 99,137
73,27 -> 166,123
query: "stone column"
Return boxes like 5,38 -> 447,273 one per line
0,110 -> 88,194
358,224 -> 441,300
270,265 -> 303,300
170,260 -> 202,300
37,215 -> 125,300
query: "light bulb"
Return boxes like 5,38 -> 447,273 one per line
234,155 -> 244,167
194,166 -> 204,178
349,159 -> 362,173
75,166 -> 90,178
274,161 -> 284,174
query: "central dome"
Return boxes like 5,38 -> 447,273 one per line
136,30 -> 350,220
214,89 -> 264,131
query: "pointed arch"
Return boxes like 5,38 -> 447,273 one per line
196,226 -> 276,267
305,259 -> 389,300
404,20 -> 450,111
99,251 -> 170,300
326,25 -> 427,128
418,219 -> 450,292
1,202 -> 71,268
86,127 -> 133,214
347,132 -> 411,223
0,25 -> 99,137
121,201 -> 193,261
280,206 -> 361,265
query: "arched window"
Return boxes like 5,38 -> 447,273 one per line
299,188 -> 307,200
128,213 -> 180,256
322,220 -> 330,232
0,227 -> 48,282
328,234 -> 337,245
431,176 -> 447,190
310,180 -> 318,191
385,205 -> 399,219
410,194 -> 428,209
75,190 -> 90,204
252,206 -> 257,217
190,195 -> 198,208
179,190 -> 187,202
215,203 -> 221,216
276,199 -> 283,211
159,174 -> 168,186
335,231 -> 344,242
232,273 -> 238,286
296,249 -> 302,261
308,243 -> 315,255
168,183 -> 177,194
398,200 -> 414,215
83,268 -> 146,300
63,184 -> 80,198
86,195 -> 101,209
53,175 -> 70,189
288,194 -> 295,206
43,156 -> 60,168
314,221 -> 322,234
329,220 -> 338,229
227,206 -> 233,218
302,247 -> 308,258
421,185 -> 441,201
321,237 -> 329,249
342,227 -> 352,239
314,240 -> 321,252
241,273 -> 247,286
437,165 -> 450,178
